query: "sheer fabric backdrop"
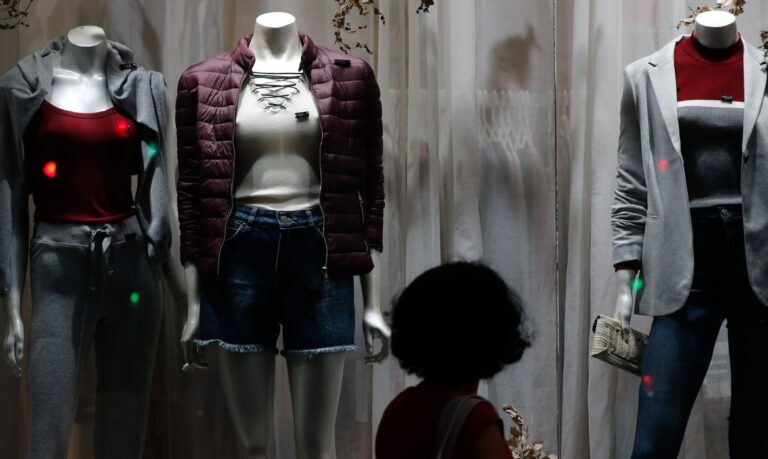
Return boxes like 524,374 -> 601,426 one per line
0,0 -> 764,457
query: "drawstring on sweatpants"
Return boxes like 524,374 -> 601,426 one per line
89,227 -> 114,290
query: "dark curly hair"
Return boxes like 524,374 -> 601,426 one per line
391,261 -> 531,383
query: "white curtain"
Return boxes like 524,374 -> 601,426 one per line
2,0 -> 765,457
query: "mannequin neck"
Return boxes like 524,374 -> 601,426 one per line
693,11 -> 739,50
249,12 -> 302,73
61,25 -> 108,77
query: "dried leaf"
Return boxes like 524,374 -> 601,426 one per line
717,0 -> 746,15
417,0 -> 435,13
676,6 -> 712,29
503,403 -> 555,459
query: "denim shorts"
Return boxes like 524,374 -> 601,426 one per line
195,204 -> 356,357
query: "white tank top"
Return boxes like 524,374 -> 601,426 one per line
233,72 -> 322,211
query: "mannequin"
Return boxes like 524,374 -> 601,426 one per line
1,25 -> 174,458
613,9 -> 768,457
178,12 -> 389,459
613,10 -> 739,333
3,24 -> 114,377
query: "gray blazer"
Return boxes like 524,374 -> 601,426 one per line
612,35 -> 768,317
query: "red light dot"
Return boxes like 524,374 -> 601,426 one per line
658,159 -> 669,172
642,375 -> 652,385
115,120 -> 132,138
43,161 -> 57,178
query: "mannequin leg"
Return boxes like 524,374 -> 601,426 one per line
91,233 -> 162,459
286,353 -> 346,459
218,350 -> 276,459
27,241 -> 95,459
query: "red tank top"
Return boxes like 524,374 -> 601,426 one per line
376,382 -> 512,459
28,101 -> 140,223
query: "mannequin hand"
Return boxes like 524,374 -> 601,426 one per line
614,269 -> 638,338
363,309 -> 391,364
3,312 -> 23,378
180,296 -> 207,372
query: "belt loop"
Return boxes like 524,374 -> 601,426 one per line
305,209 -> 314,226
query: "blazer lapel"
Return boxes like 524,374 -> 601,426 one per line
742,40 -> 767,154
648,38 -> 683,159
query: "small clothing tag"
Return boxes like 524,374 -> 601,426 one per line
119,63 -> 137,70
334,59 -> 351,67
295,111 -> 310,120
721,95 -> 734,104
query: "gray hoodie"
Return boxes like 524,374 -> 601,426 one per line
0,37 -> 171,295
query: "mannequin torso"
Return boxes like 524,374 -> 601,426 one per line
234,13 -> 321,211
47,26 -> 112,112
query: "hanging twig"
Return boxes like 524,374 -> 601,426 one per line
332,0 -> 385,54
332,0 -> 438,53
0,0 -> 34,30
676,0 -> 746,29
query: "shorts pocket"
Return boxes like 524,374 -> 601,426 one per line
224,220 -> 247,242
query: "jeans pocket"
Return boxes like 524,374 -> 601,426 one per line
224,221 -> 247,242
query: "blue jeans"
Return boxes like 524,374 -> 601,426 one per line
632,205 -> 768,458
196,204 -> 356,357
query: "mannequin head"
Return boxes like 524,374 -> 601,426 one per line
66,25 -> 107,47
694,10 -> 739,49
256,12 -> 296,29
390,262 -> 531,386
249,12 -> 302,72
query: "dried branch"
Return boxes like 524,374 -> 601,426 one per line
332,0 -> 438,53
332,0 -> 385,54
502,405 -> 558,459
417,0 -> 435,14
0,0 -> 33,30
717,0 -> 746,15
677,0 -> 746,29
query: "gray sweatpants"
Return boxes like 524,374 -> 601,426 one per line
28,215 -> 162,459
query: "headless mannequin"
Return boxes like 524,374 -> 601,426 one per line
613,10 -> 739,332
3,25 -> 112,375
180,12 -> 390,459
3,24 -> 188,376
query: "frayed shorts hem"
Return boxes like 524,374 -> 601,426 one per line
281,345 -> 357,359
194,339 -> 277,354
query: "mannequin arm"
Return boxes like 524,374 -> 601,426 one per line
180,262 -> 206,371
360,250 -> 390,363
614,268 -> 638,337
3,209 -> 28,378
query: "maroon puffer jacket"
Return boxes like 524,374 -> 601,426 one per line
175,33 -> 383,278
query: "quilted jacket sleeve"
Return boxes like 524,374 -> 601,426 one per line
175,72 -> 200,265
362,63 -> 384,252
611,66 -> 647,266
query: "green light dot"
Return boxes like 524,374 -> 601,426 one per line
130,291 -> 140,306
632,278 -> 644,293
147,142 -> 158,157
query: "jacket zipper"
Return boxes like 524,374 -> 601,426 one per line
357,190 -> 369,252
306,73 -> 330,278
216,73 -> 246,276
